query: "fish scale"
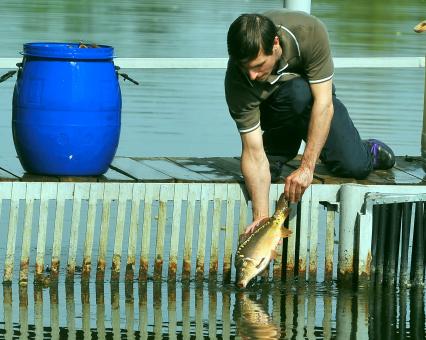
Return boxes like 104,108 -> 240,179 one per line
235,193 -> 292,288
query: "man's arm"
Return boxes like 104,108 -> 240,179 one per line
240,127 -> 271,231
284,79 -> 334,202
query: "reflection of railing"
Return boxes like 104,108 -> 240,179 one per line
1,281 -> 424,338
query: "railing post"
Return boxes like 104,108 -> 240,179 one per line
283,0 -> 311,13
338,184 -> 369,284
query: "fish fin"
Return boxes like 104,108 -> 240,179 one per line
281,226 -> 292,238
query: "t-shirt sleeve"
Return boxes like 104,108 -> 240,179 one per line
224,65 -> 262,134
305,17 -> 334,84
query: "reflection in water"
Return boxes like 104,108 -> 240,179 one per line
1,281 -> 425,339
233,292 -> 281,339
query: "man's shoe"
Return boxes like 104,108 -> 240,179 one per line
365,139 -> 395,170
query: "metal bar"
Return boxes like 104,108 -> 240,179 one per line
111,184 -> 133,281
82,183 -> 104,281
411,202 -> 425,285
50,183 -> 74,282
375,205 -> 388,285
126,183 -> 145,281
65,283 -> 76,338
182,184 -> 201,281
270,185 -> 284,280
153,283 -> 162,337
67,183 -> 90,281
370,205 -> 380,281
196,184 -> 213,280
3,57 -> 424,69
153,184 -> 171,281
35,183 -> 57,283
3,182 -> 26,283
400,203 -> 413,287
96,183 -> 119,281
286,202 -> 298,279
168,184 -> 187,280
384,203 -> 401,285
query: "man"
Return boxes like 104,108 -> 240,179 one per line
225,9 -> 395,233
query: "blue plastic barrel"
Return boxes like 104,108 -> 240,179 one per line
12,42 -> 121,176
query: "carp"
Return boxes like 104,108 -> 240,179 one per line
235,193 -> 291,288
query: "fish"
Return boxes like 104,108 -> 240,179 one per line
233,292 -> 281,339
414,20 -> 426,33
235,193 -> 292,288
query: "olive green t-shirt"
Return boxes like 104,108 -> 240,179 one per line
225,9 -> 334,133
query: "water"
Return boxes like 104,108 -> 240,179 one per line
0,0 -> 426,338
0,0 -> 425,158
0,281 -> 425,339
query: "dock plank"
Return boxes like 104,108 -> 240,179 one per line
0,157 -> 59,182
101,167 -> 137,182
137,158 -> 210,182
394,156 -> 426,183
167,157 -> 239,182
111,157 -> 173,182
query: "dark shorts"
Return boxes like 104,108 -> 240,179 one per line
260,77 -> 373,179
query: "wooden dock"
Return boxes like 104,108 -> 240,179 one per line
0,155 -> 424,185
0,154 -> 424,285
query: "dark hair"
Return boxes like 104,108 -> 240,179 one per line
227,14 -> 278,64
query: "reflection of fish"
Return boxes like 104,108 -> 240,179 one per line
235,194 -> 291,288
233,292 -> 281,339
414,20 -> 426,33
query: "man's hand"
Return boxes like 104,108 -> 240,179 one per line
284,166 -> 313,203
244,216 -> 270,235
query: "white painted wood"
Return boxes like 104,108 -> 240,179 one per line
210,184 -> 227,275
51,184 -> 74,273
168,184 -> 188,274
35,183 -> 58,277
140,184 -> 160,277
82,183 -> 104,275
224,184 -> 240,279
67,183 -> 90,273
2,57 -> 424,69
112,183 -> 134,275
3,182 -> 26,282
196,183 -> 214,276
154,184 -> 174,277
182,183 -> 202,277
127,183 -> 145,266
20,183 -> 41,282
97,183 -> 119,271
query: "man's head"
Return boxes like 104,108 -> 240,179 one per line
227,14 -> 281,82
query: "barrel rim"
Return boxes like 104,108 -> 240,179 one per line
22,42 -> 114,60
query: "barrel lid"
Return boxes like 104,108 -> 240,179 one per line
22,42 -> 114,60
